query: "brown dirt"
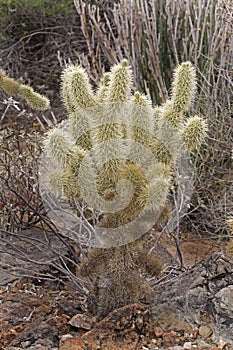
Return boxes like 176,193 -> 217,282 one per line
1,230 -> 231,350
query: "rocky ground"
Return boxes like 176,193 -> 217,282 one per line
0,229 -> 233,350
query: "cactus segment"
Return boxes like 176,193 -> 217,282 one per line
181,115 -> 208,150
44,128 -> 70,163
0,75 -> 20,96
0,68 -> 50,110
161,62 -> 196,127
97,72 -> 111,103
18,85 -> 50,110
61,65 -> 96,111
171,61 -> 196,113
106,59 -> 132,104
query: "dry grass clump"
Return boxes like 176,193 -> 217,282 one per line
0,126 -> 44,232
74,0 -> 232,107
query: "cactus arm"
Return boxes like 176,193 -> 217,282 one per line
106,59 -> 132,104
17,85 -> 50,110
171,61 -> 196,113
96,72 -> 111,103
0,68 -> 50,110
61,65 -> 96,111
159,62 -> 196,128
44,128 -> 71,163
0,69 -> 20,95
180,115 -> 208,151
61,66 -> 96,150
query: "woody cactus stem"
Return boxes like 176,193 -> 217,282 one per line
44,60 -> 207,317
0,68 -> 50,110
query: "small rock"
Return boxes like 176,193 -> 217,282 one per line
196,339 -> 210,349
154,327 -> 163,337
58,300 -> 83,317
10,320 -> 58,347
29,345 -> 49,350
198,325 -> 213,339
148,339 -> 158,349
68,313 -> 96,330
189,330 -> 199,340
59,338 -> 85,350
34,338 -> 55,347
21,341 -> 32,348
60,334 -> 74,343
162,331 -> 181,347
47,315 -> 70,334
81,303 -> 151,349
214,285 -> 233,318
218,339 -> 228,349
183,342 -> 192,350
150,339 -> 157,344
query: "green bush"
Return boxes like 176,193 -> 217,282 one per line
0,0 -> 75,19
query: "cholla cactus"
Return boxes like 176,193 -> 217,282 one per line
45,60 -> 206,239
0,68 -> 50,110
43,59 -> 207,316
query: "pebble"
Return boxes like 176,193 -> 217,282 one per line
198,325 -> 213,339
28,346 -> 49,350
183,342 -> 192,350
60,334 -> 74,343
215,285 -> 233,318
218,339 -> 228,349
21,341 -> 32,348
148,339 -> 158,349
68,313 -> 96,330
196,339 -> 210,349
154,326 -> 163,337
